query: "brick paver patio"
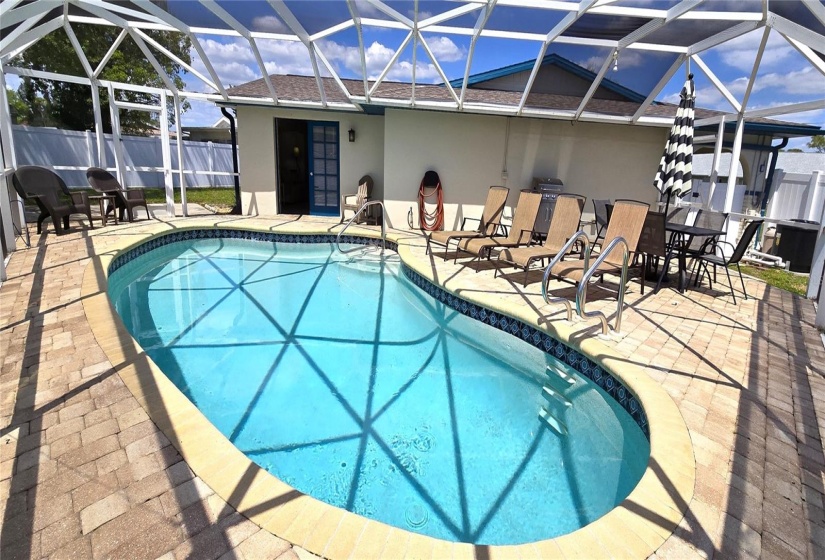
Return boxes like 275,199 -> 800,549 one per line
1,214 -> 824,559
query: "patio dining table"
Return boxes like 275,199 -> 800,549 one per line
665,222 -> 726,292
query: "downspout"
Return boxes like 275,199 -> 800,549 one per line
759,136 -> 788,216
221,107 -> 241,215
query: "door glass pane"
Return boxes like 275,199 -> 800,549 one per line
326,160 -> 337,174
314,175 -> 326,188
313,143 -> 325,158
314,159 -> 325,174
325,144 -> 337,159
315,192 -> 325,205
313,126 -> 325,142
325,127 -> 336,142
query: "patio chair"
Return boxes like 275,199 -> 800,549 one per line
592,199 -> 610,244
546,199 -> 650,291
427,186 -> 509,259
454,190 -> 542,267
667,206 -> 691,225
495,193 -> 586,286
683,209 -> 727,257
12,165 -> 93,235
86,167 -> 151,222
340,175 -> 374,223
692,219 -> 763,304
636,211 -> 671,294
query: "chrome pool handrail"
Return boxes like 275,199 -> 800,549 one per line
541,230 -> 591,321
575,236 -> 630,335
336,200 -> 386,254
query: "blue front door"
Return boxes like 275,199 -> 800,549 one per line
308,121 -> 340,216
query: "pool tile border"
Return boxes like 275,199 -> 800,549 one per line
402,267 -> 649,437
82,220 -> 696,560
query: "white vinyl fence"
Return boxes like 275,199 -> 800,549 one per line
12,125 -> 235,189
766,170 -> 825,223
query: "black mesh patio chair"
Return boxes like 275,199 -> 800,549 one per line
692,219 -> 763,304
12,166 -> 93,235
592,199 -> 610,244
684,210 -> 728,257
86,167 -> 151,222
636,211 -> 671,294
667,206 -> 691,225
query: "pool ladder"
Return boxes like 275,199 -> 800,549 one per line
539,363 -> 575,436
336,200 -> 387,255
540,231 -> 631,335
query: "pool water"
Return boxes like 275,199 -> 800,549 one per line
109,238 -> 649,545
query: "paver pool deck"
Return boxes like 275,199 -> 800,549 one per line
1,214 -> 823,559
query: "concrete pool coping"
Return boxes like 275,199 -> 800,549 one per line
80,219 -> 695,559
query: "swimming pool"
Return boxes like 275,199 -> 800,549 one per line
108,232 -> 650,545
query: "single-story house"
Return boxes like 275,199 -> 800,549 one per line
221,55 -> 823,229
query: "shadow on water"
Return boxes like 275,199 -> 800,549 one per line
111,238 -> 648,545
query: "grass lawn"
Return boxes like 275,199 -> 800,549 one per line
140,187 -> 236,208
736,263 -> 809,297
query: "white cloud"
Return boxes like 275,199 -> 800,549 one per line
424,36 -> 464,62
251,15 -> 288,34
711,29 -> 795,72
386,60 -> 440,82
187,33 -> 462,92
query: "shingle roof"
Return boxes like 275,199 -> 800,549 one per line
224,74 -> 821,133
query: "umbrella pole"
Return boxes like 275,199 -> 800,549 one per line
663,190 -> 672,218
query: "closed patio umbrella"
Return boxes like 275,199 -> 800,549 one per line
654,74 -> 695,216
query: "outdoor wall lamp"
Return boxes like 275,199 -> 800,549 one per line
348,128 -> 355,142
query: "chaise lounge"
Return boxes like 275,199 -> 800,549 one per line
427,186 -> 509,259
495,193 -> 586,286
454,190 -> 542,268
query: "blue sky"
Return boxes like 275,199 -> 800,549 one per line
172,0 -> 824,149
6,0 -> 824,148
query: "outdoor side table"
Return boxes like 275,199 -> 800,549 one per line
88,195 -> 119,227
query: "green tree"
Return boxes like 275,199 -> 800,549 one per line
12,24 -> 191,135
786,148 -> 804,153
809,135 -> 825,153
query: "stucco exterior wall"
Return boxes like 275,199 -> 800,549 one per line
235,106 -> 384,215
235,105 -> 666,227
382,108 -> 666,229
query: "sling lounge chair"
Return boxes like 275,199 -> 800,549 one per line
547,199 -> 649,289
12,166 -> 93,235
427,186 -> 509,259
340,175 -> 374,223
455,190 -> 542,268
86,167 -> 151,222
495,193 -> 586,286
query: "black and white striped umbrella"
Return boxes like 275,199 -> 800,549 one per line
654,74 -> 695,204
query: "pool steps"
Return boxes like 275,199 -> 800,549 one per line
539,407 -> 568,435
546,364 -> 576,385
542,385 -> 572,407
539,362 -> 574,435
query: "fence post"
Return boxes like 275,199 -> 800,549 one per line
208,141 -> 215,188
806,171 -> 823,223
85,129 -> 94,167
808,182 -> 825,301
